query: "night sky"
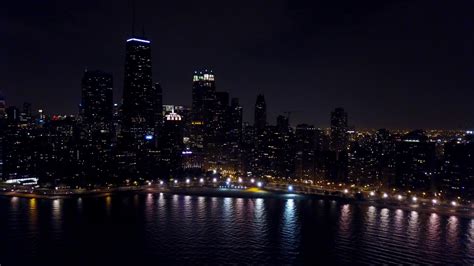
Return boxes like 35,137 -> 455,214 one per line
2,0 -> 474,129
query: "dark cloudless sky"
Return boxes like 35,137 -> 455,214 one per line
2,0 -> 474,129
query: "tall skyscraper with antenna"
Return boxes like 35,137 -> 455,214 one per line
119,1 -> 161,178
121,36 -> 154,145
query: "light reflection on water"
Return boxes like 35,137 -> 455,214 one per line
0,195 -> 473,265
281,199 -> 299,259
51,199 -> 62,237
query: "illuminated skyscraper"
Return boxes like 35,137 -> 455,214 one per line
79,70 -> 114,181
190,70 -> 216,150
254,94 -> 266,130
189,70 -> 217,171
80,70 -> 113,131
121,37 -> 157,148
160,110 -> 184,178
330,107 -> 348,153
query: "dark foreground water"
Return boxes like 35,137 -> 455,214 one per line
0,193 -> 473,265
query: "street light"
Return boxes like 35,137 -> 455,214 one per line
257,182 -> 262,188
397,195 -> 402,200
212,178 -> 217,183
250,178 -> 255,183
451,201 -> 457,206
369,191 -> 375,196
199,178 -> 204,183
432,199 -> 438,204
412,196 -> 417,202
343,189 -> 349,194
288,185 -> 293,191
383,193 -> 388,198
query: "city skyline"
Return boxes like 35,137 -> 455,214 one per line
3,0 -> 474,129
2,2 -> 474,265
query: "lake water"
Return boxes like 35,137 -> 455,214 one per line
0,193 -> 473,265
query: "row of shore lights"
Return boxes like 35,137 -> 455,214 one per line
342,189 -> 458,206
158,177 -> 264,188
156,178 -> 458,207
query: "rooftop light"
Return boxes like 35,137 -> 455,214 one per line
126,38 -> 150,43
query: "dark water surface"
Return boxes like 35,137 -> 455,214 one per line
0,193 -> 473,265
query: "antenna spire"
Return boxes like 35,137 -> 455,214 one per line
131,0 -> 136,36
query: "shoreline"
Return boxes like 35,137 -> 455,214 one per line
1,186 -> 473,218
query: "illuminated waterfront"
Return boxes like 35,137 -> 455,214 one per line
0,194 -> 473,265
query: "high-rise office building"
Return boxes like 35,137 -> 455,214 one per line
160,110 -> 184,179
395,130 -> 436,191
295,124 -> 318,180
154,82 -> 164,132
78,70 -> 114,181
80,70 -> 113,130
189,70 -> 217,172
190,70 -> 216,150
330,107 -> 348,153
117,36 -> 161,180
0,93 -> 5,119
191,70 -> 216,124
0,93 -> 5,179
227,98 -> 244,173
20,102 -> 32,123
254,94 -> 266,130
121,37 -> 156,147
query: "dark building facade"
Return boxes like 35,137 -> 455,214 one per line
330,107 -> 348,153
254,94 -> 267,130
395,130 -> 436,191
79,70 -> 114,183
80,70 -> 113,131
160,110 -> 184,179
